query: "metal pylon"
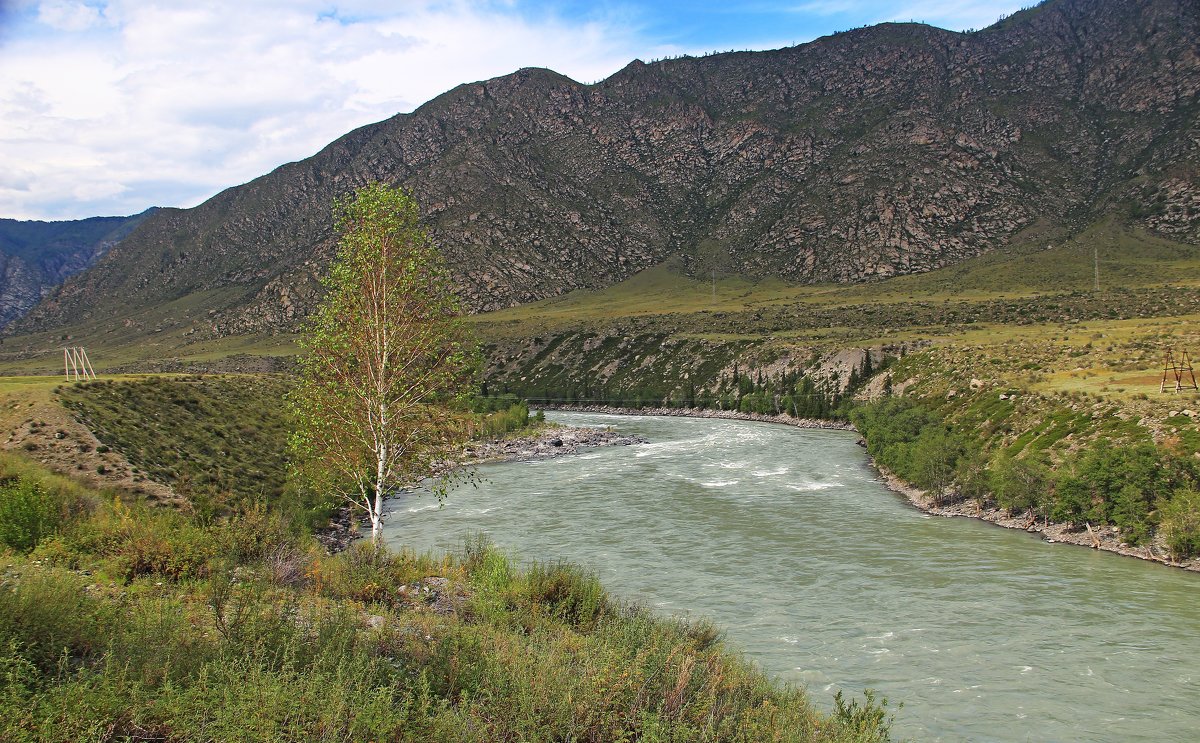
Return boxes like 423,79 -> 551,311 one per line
1160,349 -> 1198,393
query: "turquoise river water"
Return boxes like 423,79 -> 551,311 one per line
381,412 -> 1200,742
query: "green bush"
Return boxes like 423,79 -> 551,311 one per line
989,452 -> 1051,515
66,502 -> 218,582
525,561 -> 608,630
1158,489 -> 1200,560
0,478 -> 59,553
479,403 -> 531,439
0,566 -> 111,671
1051,442 -> 1197,542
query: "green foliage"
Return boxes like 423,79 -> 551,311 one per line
290,183 -> 478,540
1052,442 -> 1197,542
854,393 -> 1200,547
989,452 -> 1051,514
478,402 -> 531,439
1158,489 -> 1200,560
851,397 -> 974,499
0,483 -> 891,742
832,689 -> 897,743
525,561 -> 607,630
64,501 -> 219,582
0,478 -> 59,553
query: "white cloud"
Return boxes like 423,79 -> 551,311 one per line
0,0 -> 670,219
36,0 -> 107,32
881,0 -> 1023,30
0,0 -> 1027,220
789,0 -> 1024,31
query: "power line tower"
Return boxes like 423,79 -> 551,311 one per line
1160,349 -> 1198,393
63,347 -> 97,381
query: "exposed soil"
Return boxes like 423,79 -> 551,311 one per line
0,386 -> 181,506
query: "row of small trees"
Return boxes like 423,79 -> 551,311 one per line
851,397 -> 1200,559
505,351 -> 887,421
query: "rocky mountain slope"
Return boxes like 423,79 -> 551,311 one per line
0,211 -> 152,329
11,0 -> 1199,339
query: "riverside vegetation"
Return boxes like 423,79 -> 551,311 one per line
0,449 -> 895,741
0,376 -> 895,741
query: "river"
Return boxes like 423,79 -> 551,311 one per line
381,411 -> 1200,742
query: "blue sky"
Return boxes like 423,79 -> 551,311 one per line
0,1 -> 1027,221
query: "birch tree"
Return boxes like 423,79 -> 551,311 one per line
290,183 -> 476,543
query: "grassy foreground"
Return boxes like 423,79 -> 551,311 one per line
0,452 -> 894,742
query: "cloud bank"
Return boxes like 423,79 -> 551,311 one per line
1,0 -> 676,219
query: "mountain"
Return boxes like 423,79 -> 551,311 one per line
11,0 -> 1199,339
0,211 -> 154,329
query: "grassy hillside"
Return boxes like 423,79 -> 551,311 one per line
57,375 -> 302,521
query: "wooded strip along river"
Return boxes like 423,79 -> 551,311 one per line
382,412 -> 1200,742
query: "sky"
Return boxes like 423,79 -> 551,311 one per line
0,0 -> 1027,221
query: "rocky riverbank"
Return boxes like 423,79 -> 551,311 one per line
316,424 -> 647,552
541,404 -> 856,431
461,424 -> 647,464
876,465 -> 1200,572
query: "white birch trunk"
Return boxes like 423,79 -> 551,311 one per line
373,399 -> 388,543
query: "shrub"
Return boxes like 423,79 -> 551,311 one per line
0,478 -> 59,553
525,561 -> 607,630
67,502 -> 218,582
1158,489 -> 1200,560
479,403 -> 531,439
0,566 -> 111,670
989,453 -> 1051,515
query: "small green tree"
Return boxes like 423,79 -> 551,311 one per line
289,183 -> 477,543
1158,488 -> 1200,560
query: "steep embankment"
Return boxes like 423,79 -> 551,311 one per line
8,0 -> 1199,345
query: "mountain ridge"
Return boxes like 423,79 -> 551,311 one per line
11,0 -> 1199,340
0,210 -> 154,329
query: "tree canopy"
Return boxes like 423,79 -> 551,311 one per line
290,183 -> 477,542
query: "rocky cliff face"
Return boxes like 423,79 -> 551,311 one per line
0,212 -> 152,329
12,0 -> 1200,338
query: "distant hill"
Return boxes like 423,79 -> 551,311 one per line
0,211 -> 153,329
10,0 -> 1199,340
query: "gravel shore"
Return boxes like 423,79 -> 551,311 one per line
541,404 -> 855,431
316,424 -> 647,552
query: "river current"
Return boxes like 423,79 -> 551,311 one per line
382,412 -> 1200,742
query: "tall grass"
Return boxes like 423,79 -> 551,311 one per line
0,477 -> 895,742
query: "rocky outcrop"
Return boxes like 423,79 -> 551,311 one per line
11,0 -> 1200,339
